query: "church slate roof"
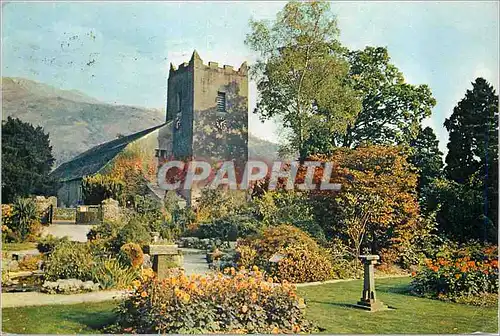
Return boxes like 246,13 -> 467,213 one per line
50,123 -> 166,182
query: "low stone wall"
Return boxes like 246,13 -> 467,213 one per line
53,208 -> 77,221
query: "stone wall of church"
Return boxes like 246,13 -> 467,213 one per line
192,59 -> 248,170
167,61 -> 194,160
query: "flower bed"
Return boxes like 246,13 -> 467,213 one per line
411,245 -> 499,306
108,267 -> 316,334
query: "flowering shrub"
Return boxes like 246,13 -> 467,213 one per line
119,243 -> 144,268
411,245 -> 499,306
236,225 -> 334,283
109,267 -> 316,334
275,244 -> 335,283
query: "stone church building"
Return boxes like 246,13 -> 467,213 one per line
51,51 -> 249,207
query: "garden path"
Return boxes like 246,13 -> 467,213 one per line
2,274 -> 409,308
42,221 -> 93,242
2,290 -> 127,308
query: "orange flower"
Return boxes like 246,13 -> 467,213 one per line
491,260 -> 498,268
467,261 -> 475,268
140,291 -> 148,298
455,274 -> 461,279
188,282 -> 197,291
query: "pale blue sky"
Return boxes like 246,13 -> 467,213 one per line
2,1 -> 498,154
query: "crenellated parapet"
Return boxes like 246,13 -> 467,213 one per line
169,50 -> 247,76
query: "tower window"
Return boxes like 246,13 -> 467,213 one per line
177,92 -> 182,113
217,91 -> 226,113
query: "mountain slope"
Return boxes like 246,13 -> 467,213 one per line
2,77 -> 279,168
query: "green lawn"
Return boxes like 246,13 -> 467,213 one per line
1,301 -> 117,334
2,242 -> 37,251
298,277 -> 498,334
1,277 -> 497,334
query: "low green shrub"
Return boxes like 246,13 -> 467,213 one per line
254,191 -> 326,241
108,268 -> 316,334
194,214 -> 262,241
91,257 -> 139,290
87,217 -> 151,254
327,239 -> 363,279
44,240 -> 139,290
113,218 -> 151,252
87,220 -> 125,251
44,241 -> 94,281
37,235 -> 70,255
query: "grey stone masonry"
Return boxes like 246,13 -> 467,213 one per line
354,255 -> 389,312
147,244 -> 183,280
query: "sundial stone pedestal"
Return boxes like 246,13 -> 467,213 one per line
354,255 -> 388,312
147,244 -> 182,280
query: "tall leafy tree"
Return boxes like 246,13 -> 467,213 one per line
409,126 -> 444,208
444,77 -> 498,183
337,46 -> 436,147
443,77 -> 498,241
1,117 -> 56,202
301,145 -> 424,265
426,177 -> 494,243
245,0 -> 361,162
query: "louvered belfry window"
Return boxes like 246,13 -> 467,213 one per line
217,91 -> 226,113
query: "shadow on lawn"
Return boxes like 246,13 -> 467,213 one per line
375,281 -> 414,297
307,300 -> 398,311
59,309 -> 117,331
307,300 -> 359,310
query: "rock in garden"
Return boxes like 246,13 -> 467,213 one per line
7,260 -> 19,272
143,254 -> 152,268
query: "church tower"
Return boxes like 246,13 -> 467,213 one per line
165,51 -> 249,202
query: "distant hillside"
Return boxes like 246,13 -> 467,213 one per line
2,77 -> 279,168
